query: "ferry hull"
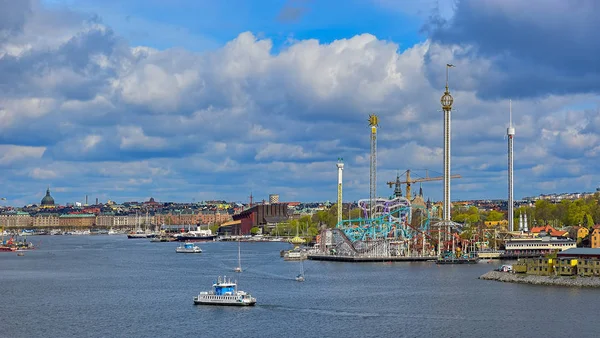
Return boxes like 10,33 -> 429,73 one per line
176,249 -> 202,253
193,299 -> 256,306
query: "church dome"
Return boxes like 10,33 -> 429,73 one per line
41,188 -> 55,206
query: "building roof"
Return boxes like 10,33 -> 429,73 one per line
557,248 -> 600,256
220,220 -> 241,227
41,188 -> 55,206
531,225 -> 568,237
59,214 -> 96,218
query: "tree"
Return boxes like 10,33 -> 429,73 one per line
250,227 -> 260,235
486,210 -> 504,222
534,199 -> 555,224
312,210 -> 336,228
586,214 -> 595,229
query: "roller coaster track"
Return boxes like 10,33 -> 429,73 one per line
327,229 -> 392,256
336,197 -> 414,242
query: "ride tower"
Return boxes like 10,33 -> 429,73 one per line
507,100 -> 515,231
441,64 -> 455,222
368,114 -> 379,221
336,158 -> 344,225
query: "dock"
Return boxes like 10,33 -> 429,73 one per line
307,254 -> 438,262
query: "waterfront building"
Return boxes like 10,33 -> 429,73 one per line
33,214 -> 60,227
59,214 -> 96,227
218,220 -> 242,235
505,237 -> 576,256
113,215 -> 130,227
515,248 -> 600,277
233,203 -> 290,234
0,212 -> 33,228
96,214 -> 115,227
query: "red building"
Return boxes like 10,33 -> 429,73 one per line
232,203 -> 290,235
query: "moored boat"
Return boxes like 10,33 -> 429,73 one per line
176,242 -> 202,253
193,276 -> 256,306
175,227 -> 217,242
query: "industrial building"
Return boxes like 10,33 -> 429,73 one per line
231,203 -> 290,235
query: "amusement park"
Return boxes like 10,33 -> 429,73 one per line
313,65 -> 483,262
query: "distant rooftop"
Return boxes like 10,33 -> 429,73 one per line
59,214 -> 96,218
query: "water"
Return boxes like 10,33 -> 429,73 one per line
0,236 -> 597,338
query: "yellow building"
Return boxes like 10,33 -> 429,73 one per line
591,228 -> 600,248
59,214 -> 96,227
568,226 -> 589,240
484,220 -> 508,228
33,214 -> 60,227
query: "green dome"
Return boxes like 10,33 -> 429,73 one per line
41,188 -> 55,206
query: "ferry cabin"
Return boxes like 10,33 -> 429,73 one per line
214,281 -> 235,295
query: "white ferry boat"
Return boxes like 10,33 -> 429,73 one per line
193,276 -> 256,306
176,242 -> 202,253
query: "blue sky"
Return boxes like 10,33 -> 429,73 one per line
1,0 -> 599,206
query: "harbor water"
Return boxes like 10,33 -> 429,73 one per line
0,236 -> 597,338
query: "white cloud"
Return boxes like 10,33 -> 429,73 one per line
29,168 -> 58,179
0,145 -> 46,164
118,126 -> 168,150
0,1 -> 599,203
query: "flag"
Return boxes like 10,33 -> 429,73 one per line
447,63 -> 455,67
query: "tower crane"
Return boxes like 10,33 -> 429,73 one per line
386,169 -> 462,200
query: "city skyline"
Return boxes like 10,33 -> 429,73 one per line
1,1 -> 599,205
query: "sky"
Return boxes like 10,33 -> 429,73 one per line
0,0 -> 599,206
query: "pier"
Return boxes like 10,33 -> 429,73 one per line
308,254 -> 437,262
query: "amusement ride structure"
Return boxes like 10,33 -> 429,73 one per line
507,100 -> 515,232
318,64 -> 465,258
319,114 -> 436,257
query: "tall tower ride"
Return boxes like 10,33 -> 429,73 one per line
368,114 -> 379,220
336,158 -> 344,225
440,64 -> 455,222
507,100 -> 515,231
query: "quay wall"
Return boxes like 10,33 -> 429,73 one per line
480,271 -> 600,288
308,254 -> 437,262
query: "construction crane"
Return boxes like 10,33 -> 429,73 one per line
386,169 -> 462,200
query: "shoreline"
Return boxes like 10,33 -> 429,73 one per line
479,271 -> 600,288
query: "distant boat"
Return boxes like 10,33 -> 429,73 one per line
175,227 -> 217,242
127,231 -> 149,239
193,276 -> 256,306
176,242 -> 202,253
234,240 -> 242,273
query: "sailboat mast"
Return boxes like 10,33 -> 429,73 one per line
238,239 -> 241,268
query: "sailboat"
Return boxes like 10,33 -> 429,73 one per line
295,259 -> 305,282
234,239 -> 242,273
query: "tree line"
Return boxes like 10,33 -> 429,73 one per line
452,193 -> 600,230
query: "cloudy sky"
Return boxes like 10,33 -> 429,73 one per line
0,0 -> 598,206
